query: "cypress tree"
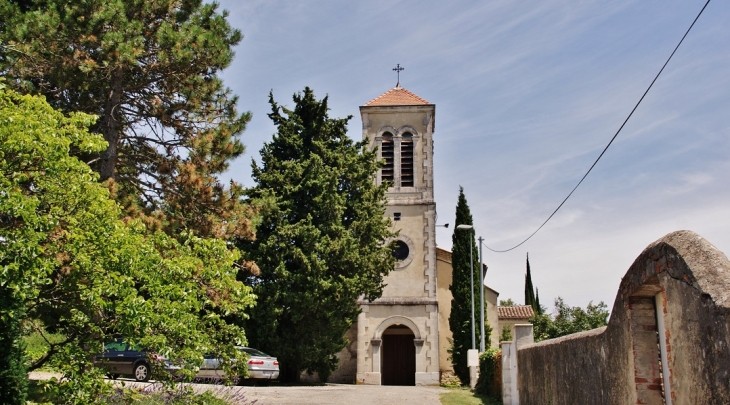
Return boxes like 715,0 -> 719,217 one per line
240,88 -> 395,382
449,187 -> 480,384
525,253 -> 542,315
525,253 -> 536,307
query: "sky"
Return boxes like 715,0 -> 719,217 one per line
214,0 -> 729,314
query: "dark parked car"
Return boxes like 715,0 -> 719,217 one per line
94,340 -> 174,382
196,346 -> 279,383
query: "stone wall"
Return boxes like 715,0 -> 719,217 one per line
516,230 -> 730,405
301,323 -> 359,384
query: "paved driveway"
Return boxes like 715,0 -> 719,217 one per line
237,384 -> 446,405
120,380 -> 446,405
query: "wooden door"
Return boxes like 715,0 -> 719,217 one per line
382,333 -> 416,386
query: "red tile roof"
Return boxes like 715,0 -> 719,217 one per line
498,305 -> 535,319
363,85 -> 431,106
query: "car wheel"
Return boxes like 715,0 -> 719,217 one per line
133,363 -> 151,382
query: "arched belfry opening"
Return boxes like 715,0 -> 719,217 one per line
381,325 -> 416,386
400,132 -> 414,187
381,132 -> 394,184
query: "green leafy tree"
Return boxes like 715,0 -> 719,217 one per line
0,0 -> 253,240
499,298 -> 516,306
0,86 -> 255,401
239,88 -> 395,382
531,297 -> 609,342
448,186 -> 480,384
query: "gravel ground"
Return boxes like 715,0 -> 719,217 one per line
123,381 -> 446,405
233,384 -> 446,405
29,373 -> 446,405
28,371 -> 63,380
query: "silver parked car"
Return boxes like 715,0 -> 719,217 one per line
197,346 -> 279,383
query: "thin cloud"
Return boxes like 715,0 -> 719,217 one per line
216,0 -> 729,312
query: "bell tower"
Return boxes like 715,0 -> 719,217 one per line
356,84 -> 440,386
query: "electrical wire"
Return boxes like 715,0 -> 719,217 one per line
483,0 -> 712,253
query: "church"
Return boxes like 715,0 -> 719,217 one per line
305,83 -> 533,386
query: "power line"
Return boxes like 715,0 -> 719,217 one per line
484,0 -> 712,253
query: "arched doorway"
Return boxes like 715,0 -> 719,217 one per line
381,325 -> 416,386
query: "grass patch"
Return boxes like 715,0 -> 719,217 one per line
24,329 -> 65,371
440,387 -> 501,405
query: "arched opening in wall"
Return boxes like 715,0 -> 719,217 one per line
381,133 -> 394,185
381,325 -> 416,386
628,280 -> 672,404
400,133 -> 414,187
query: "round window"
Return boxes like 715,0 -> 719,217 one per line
393,240 -> 410,262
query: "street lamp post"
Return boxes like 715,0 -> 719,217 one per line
478,236 -> 487,352
456,224 -> 475,351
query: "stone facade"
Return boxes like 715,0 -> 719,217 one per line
355,86 -> 440,386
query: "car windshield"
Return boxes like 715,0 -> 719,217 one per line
103,341 -> 128,352
103,340 -> 146,353
240,348 -> 271,357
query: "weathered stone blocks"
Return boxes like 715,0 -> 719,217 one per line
516,231 -> 730,404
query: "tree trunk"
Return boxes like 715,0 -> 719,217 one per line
99,67 -> 124,181
279,363 -> 301,383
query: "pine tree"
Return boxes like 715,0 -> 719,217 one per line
535,288 -> 543,315
239,88 -> 395,382
0,0 -> 253,240
449,187 -> 481,384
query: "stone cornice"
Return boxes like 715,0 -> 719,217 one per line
358,297 -> 438,306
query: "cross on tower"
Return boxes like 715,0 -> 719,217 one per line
393,64 -> 404,87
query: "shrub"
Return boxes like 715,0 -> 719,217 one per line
500,326 -> 512,342
440,371 -> 463,388
474,348 -> 501,400
0,287 -> 28,405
